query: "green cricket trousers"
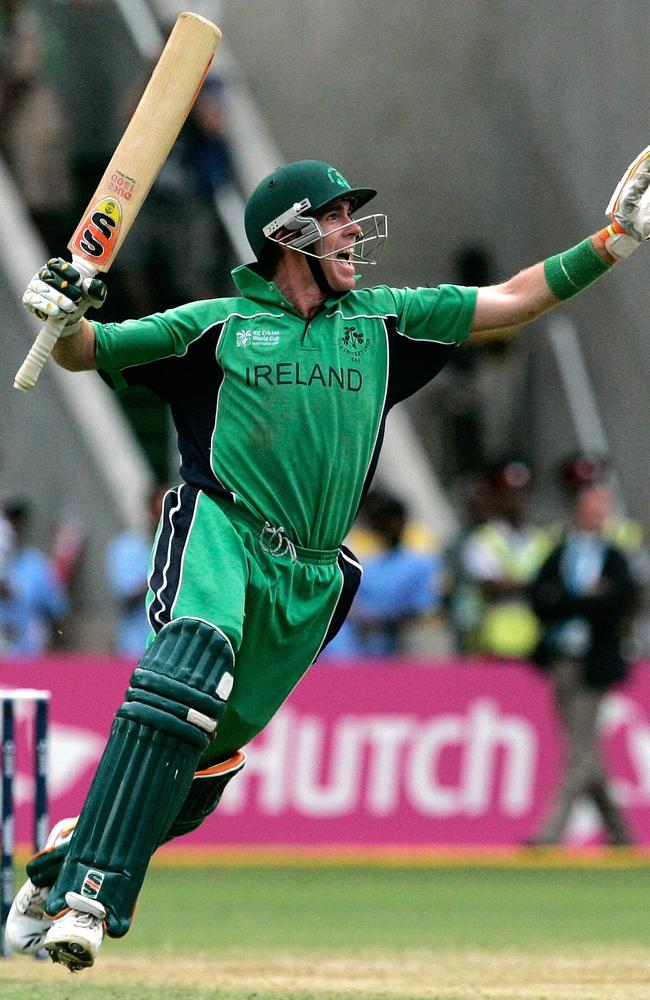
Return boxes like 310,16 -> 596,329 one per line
145,485 -> 362,763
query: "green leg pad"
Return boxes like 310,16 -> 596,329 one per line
44,619 -> 235,937
161,752 -> 246,844
27,754 -> 246,887
129,616 -> 235,724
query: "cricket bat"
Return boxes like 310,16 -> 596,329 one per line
14,10 -> 222,392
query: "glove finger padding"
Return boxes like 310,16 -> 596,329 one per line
41,260 -> 84,301
47,259 -> 107,308
603,147 -> 650,258
22,256 -> 107,333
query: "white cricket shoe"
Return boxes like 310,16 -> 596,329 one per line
5,816 -> 78,956
44,892 -> 105,972
4,879 -> 52,955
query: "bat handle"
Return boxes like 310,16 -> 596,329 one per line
13,317 -> 69,391
13,256 -> 97,392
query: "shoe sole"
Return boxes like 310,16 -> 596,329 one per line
45,938 -> 96,972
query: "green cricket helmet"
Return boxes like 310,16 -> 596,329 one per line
244,159 -> 380,261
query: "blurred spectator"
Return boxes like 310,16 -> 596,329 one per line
0,498 -> 68,654
0,0 -> 72,252
35,0 -> 133,239
448,246 -> 523,470
462,458 -> 551,659
412,244 -> 526,487
323,491 -> 443,659
0,447 -> 12,650
0,510 -> 12,577
0,505 -> 14,652
529,482 -> 639,846
105,484 -> 168,657
346,496 -> 437,560
558,452 -> 650,588
444,474 -> 493,653
50,514 -> 87,591
113,74 -> 236,318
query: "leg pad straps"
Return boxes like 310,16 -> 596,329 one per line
26,753 -> 246,890
162,752 -> 246,844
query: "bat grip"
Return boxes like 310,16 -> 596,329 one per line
13,317 -> 69,391
13,256 -> 98,392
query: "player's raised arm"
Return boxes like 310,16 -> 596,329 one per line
21,257 -> 104,371
470,146 -> 650,335
13,12 -> 221,391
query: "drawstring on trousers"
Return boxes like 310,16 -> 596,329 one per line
260,522 -> 297,563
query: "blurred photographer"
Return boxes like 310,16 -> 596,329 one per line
529,482 -> 639,846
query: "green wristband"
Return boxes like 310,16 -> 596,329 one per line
544,239 -> 612,301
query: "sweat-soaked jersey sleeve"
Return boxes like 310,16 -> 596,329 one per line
93,300 -> 221,393
391,283 -> 477,345
379,283 -> 477,406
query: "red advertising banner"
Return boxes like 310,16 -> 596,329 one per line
1,657 -> 649,847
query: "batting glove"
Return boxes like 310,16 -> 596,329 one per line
602,146 -> 650,259
22,257 -> 107,335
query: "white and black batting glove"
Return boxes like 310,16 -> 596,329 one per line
602,146 -> 650,259
22,257 -> 107,336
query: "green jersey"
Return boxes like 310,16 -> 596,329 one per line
95,265 -> 476,550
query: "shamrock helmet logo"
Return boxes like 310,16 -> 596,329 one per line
327,167 -> 350,190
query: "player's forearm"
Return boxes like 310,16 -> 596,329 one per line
471,261 -> 559,333
51,318 -> 97,371
471,147 -> 650,336
471,233 -> 617,334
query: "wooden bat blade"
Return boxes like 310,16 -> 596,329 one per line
14,11 -> 221,391
69,12 -> 222,272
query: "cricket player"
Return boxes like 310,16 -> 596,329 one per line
7,152 -> 650,970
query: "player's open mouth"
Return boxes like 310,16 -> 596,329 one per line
335,251 -> 354,270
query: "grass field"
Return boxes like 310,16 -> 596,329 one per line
1,853 -> 650,1000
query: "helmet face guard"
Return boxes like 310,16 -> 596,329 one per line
244,159 -> 387,263
263,197 -> 387,265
